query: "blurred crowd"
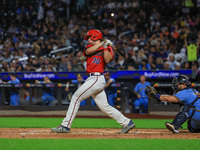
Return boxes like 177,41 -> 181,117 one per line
0,0 -> 200,73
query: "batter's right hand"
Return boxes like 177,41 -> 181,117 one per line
101,41 -> 107,49
105,39 -> 113,46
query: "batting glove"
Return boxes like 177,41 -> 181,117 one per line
101,41 -> 107,49
105,39 -> 113,46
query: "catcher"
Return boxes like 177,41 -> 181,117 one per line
146,75 -> 200,133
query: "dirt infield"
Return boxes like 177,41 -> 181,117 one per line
0,128 -> 200,139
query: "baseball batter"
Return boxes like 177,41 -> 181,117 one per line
51,29 -> 135,134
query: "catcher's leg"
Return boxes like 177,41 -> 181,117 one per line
166,105 -> 190,133
187,110 -> 200,133
187,119 -> 200,133
172,106 -> 189,128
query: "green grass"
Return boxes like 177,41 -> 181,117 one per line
0,139 -> 200,150
0,117 -> 187,129
0,117 -> 198,150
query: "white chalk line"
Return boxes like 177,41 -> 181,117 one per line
0,129 -> 173,135
133,131 -> 166,134
19,130 -> 40,135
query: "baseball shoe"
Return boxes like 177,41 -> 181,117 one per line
165,122 -> 179,134
51,125 -> 70,133
118,120 -> 135,134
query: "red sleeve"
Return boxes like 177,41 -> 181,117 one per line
83,44 -> 92,56
83,44 -> 104,56
107,46 -> 114,62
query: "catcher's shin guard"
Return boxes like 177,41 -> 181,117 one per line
172,105 -> 190,130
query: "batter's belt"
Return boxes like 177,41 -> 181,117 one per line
88,72 -> 103,76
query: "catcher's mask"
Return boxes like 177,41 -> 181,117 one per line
84,29 -> 102,41
172,75 -> 191,93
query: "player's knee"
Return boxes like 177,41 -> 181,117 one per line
187,120 -> 200,133
188,125 -> 200,133
71,95 -> 84,103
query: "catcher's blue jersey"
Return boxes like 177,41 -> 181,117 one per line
173,88 -> 200,110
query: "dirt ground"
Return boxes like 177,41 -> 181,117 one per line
0,128 -> 200,139
0,114 -> 199,139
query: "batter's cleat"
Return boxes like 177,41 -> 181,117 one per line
51,125 -> 70,133
118,120 -> 135,134
165,122 -> 179,134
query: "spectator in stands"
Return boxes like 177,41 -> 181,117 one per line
0,75 -> 2,105
0,51 -> 4,62
148,45 -> 157,58
2,73 -> 20,106
13,56 -> 23,72
147,54 -> 156,70
0,0 -> 200,72
3,51 -> 13,63
174,62 -> 181,70
131,47 -> 138,62
139,59 -> 150,70
167,53 -> 177,70
32,58 -> 41,71
191,61 -> 199,77
155,57 -> 164,70
35,76 -> 56,106
123,53 -> 137,70
163,61 -> 170,70
79,55 -> 87,70
137,49 -> 147,64
182,61 -> 190,70
58,55 -> 69,71
161,44 -> 170,61
23,63 -> 35,71
0,62 -> 9,72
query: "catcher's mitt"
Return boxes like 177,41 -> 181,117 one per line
146,85 -> 157,99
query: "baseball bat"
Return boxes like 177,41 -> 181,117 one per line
111,46 -> 126,59
103,39 -> 126,59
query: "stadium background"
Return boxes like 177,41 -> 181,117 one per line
0,0 -> 200,149
0,0 -> 200,113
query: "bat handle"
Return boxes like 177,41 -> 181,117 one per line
111,46 -> 116,51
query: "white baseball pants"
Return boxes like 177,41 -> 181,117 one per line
61,75 -> 130,128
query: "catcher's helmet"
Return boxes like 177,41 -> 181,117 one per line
84,29 -> 102,41
178,75 -> 191,86
172,75 -> 191,93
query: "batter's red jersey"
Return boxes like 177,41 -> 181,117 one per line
83,44 -> 114,74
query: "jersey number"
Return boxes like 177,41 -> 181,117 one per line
92,57 -> 100,64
